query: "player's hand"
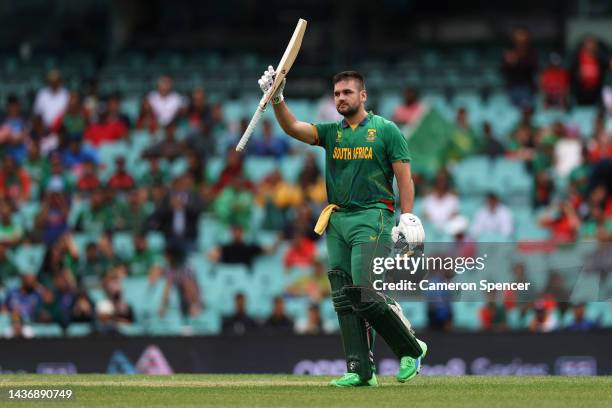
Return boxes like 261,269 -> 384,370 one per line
258,65 -> 285,104
392,213 -> 425,244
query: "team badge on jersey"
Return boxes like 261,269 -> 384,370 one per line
336,130 -> 342,143
366,128 -> 377,142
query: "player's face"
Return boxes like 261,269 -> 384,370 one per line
334,80 -> 366,117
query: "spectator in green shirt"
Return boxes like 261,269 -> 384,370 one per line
75,189 -> 114,235
128,233 -> 162,278
0,201 -> 23,246
0,244 -> 19,286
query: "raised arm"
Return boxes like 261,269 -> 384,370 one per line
272,101 -> 317,145
258,66 -> 317,145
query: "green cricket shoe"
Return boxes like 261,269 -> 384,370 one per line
396,339 -> 428,383
329,372 -> 379,387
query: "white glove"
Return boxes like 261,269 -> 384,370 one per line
257,65 -> 285,105
392,213 -> 425,244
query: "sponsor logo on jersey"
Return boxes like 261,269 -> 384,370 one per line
336,130 -> 342,143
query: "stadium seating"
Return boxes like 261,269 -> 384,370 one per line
452,302 -> 485,330
1,47 -> 609,339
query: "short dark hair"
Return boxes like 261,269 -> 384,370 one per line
333,71 -> 365,90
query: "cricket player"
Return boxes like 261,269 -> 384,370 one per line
258,67 -> 427,387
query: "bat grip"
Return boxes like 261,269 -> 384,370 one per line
235,105 -> 265,152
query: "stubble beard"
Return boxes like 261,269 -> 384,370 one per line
337,103 -> 360,118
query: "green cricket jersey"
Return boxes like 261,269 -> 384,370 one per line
313,112 -> 411,212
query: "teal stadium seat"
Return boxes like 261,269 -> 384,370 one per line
284,297 -> 311,321
223,101 -> 245,123
453,156 -> 496,196
146,232 -> 166,252
252,257 -> 285,298
570,107 -> 596,139
71,232 -> 92,256
113,232 -> 135,259
288,99 -> 314,121
29,323 -> 63,337
320,297 -> 335,322
280,156 -> 303,183
148,308 -> 185,335
188,254 -> 212,282
569,272 -> 602,304
378,94 -> 401,119
206,157 -> 224,183
244,157 -> 277,183
514,207 -> 549,241
121,98 -> 140,122
187,309 -> 221,335
399,301 -> 427,330
118,323 -> 145,336
533,110 -> 567,128
452,301 -> 484,330
0,314 -> 10,333
492,159 -> 532,205
17,201 -> 40,232
208,264 -> 252,315
169,158 -> 188,178
88,288 -> 107,304
451,92 -> 481,113
507,308 -> 532,330
14,244 -> 45,274
67,323 -> 92,337
98,141 -> 129,179
516,252 -> 549,291
198,214 -> 230,250
459,197 -> 481,218
482,95 -> 519,139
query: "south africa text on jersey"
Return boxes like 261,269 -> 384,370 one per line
332,146 -> 373,160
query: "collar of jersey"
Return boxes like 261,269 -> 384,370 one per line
340,111 -> 372,129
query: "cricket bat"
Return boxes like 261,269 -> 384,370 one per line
235,18 -> 307,152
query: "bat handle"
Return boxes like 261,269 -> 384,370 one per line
235,104 -> 265,152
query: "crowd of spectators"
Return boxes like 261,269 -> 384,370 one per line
1,29 -> 610,337
387,28 -> 611,332
0,69 -> 330,338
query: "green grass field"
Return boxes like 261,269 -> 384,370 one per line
0,375 -> 610,408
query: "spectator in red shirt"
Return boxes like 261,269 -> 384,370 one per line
84,96 -> 129,146
539,201 -> 581,243
539,53 -> 570,110
570,35 -> 609,105
533,170 -> 554,209
187,87 -> 211,132
588,112 -> 612,162
76,159 -> 101,195
0,155 -> 31,205
213,150 -> 253,195
135,97 -> 158,134
283,230 -> 317,271
392,87 -> 426,126
107,157 -> 135,191
479,291 -> 507,332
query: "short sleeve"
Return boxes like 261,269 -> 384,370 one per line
313,122 -> 338,148
386,122 -> 411,162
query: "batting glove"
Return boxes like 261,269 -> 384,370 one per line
392,213 -> 425,244
258,65 -> 285,104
